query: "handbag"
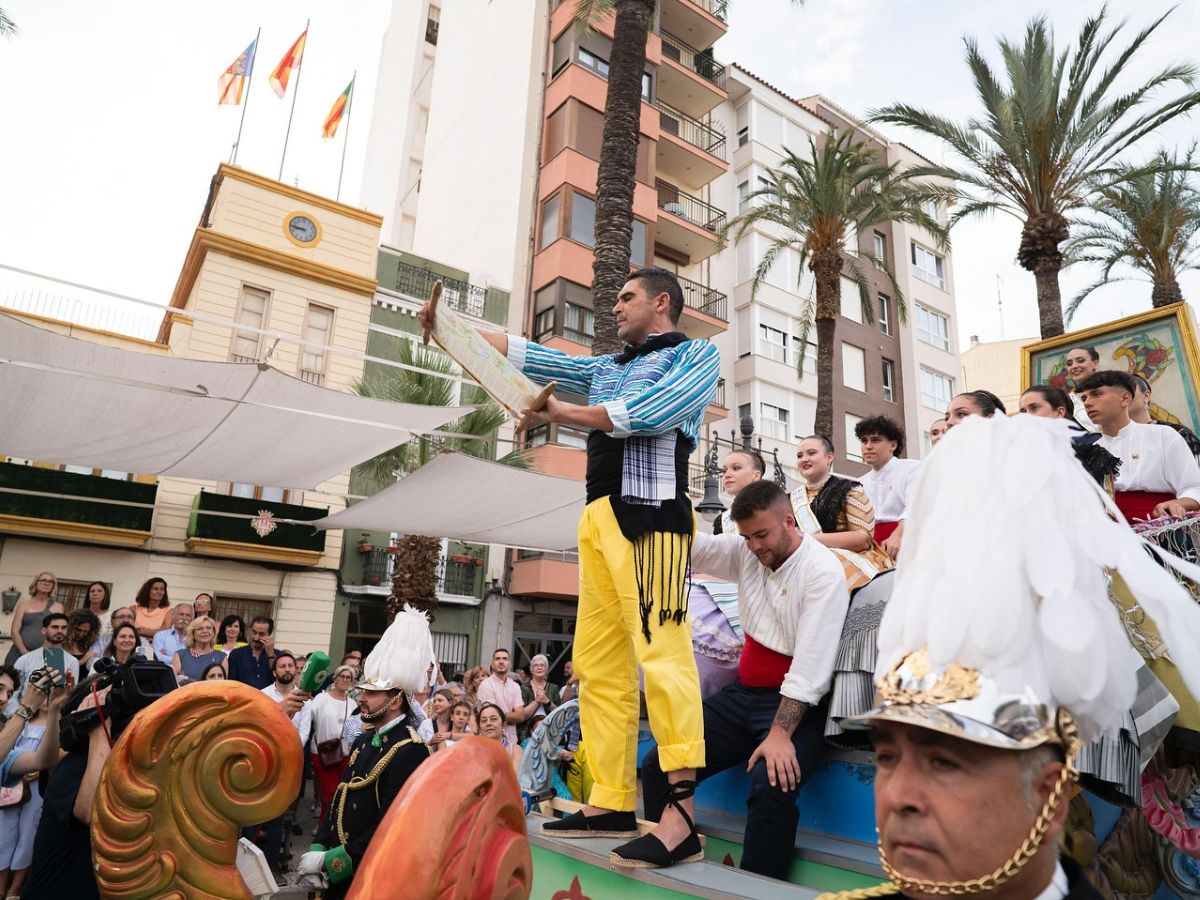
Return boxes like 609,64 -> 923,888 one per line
316,738 -> 344,767
0,774 -> 33,808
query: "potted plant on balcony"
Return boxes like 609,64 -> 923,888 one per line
356,533 -> 373,553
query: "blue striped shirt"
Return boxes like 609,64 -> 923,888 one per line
508,335 -> 720,448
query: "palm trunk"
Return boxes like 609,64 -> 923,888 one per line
1151,274 -> 1183,307
1019,212 -> 1069,338
388,534 -> 443,621
590,0 -> 654,356
812,254 -> 841,440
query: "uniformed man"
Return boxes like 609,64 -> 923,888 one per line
818,413 -> 1200,900
297,606 -> 434,899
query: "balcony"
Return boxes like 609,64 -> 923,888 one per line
658,30 -> 727,119
659,0 -> 727,53
656,101 -> 727,192
0,463 -> 156,548
509,549 -> 580,600
676,273 -> 728,340
656,181 -> 725,265
376,251 -> 509,326
186,491 -> 328,565
438,554 -> 483,598
705,376 -> 728,423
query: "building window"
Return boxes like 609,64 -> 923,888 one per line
877,294 -> 892,335
841,343 -> 866,392
630,218 -> 647,267
845,414 -> 863,461
915,303 -> 951,351
56,579 -> 103,613
230,285 -> 269,362
231,483 -> 285,502
882,358 -> 896,402
300,303 -> 334,385
797,338 -> 817,375
922,199 -> 940,223
577,47 -> 650,99
758,324 -> 787,363
760,403 -> 789,440
737,179 -> 750,213
562,302 -> 595,347
873,231 -> 885,261
540,193 -> 560,250
738,402 -> 751,422
911,242 -> 945,289
920,367 -> 954,412
922,431 -> 933,455
534,307 -> 555,342
570,193 -> 595,245
425,5 -> 440,45
737,125 -> 749,147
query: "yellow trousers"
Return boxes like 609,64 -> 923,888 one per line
574,497 -> 705,812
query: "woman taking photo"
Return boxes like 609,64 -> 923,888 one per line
102,624 -> 142,666
301,665 -> 355,822
133,577 -> 171,640
213,615 -> 246,652
5,572 -> 63,666
62,609 -> 101,674
477,702 -> 522,772
171,617 -> 225,682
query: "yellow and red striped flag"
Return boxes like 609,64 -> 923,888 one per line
269,29 -> 307,98
322,77 -> 355,140
218,38 -> 257,105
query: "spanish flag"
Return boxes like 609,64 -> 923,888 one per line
322,77 -> 355,140
269,29 -> 307,98
218,38 -> 257,105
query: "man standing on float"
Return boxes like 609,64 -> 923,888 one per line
421,267 -> 718,868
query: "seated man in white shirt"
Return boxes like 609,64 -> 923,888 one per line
1065,345 -> 1101,432
1078,370 -> 1200,521
854,415 -> 920,549
639,480 -> 850,880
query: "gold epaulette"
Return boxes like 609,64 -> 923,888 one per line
815,883 -> 902,900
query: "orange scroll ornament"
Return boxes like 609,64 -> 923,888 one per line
346,736 -> 533,900
91,681 -> 304,899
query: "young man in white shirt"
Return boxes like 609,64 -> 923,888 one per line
1129,374 -> 1200,463
476,649 -> 533,747
1078,370 -> 1200,521
854,416 -> 920,548
635,480 -> 850,879
1065,346 -> 1101,432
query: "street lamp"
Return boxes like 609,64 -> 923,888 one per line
696,416 -> 790,523
695,439 -> 725,522
1,586 -> 19,614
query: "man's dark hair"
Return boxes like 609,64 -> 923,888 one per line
957,390 -> 1007,417
1077,370 -> 1137,397
854,415 -> 906,456
725,448 -> 766,475
629,266 -> 685,324
492,648 -> 510,658
341,648 -> 362,663
272,651 -> 296,670
43,612 -> 68,628
730,480 -> 792,522
1070,346 -> 1101,363
800,434 -> 835,454
0,664 -> 21,691
250,615 -> 275,635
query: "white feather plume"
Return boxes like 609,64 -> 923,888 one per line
360,604 -> 434,693
879,413 -> 1200,741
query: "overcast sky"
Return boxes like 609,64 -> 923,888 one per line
1,0 -> 1198,349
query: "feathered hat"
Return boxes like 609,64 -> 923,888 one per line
358,604 -> 434,693
845,413 -> 1200,749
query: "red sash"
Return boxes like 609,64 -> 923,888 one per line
738,633 -> 792,689
1114,490 -> 1175,522
874,521 -> 900,543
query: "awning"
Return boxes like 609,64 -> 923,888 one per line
313,453 -> 587,552
0,313 -> 472,489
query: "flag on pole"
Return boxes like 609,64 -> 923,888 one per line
269,29 -> 307,98
322,78 -> 355,140
218,38 -> 257,105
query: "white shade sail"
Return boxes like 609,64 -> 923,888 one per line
314,453 -> 587,552
0,314 -> 472,489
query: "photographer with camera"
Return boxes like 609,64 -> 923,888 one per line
8,614 -> 78,716
21,657 -> 176,900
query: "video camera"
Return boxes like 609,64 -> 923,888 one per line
58,658 -> 177,752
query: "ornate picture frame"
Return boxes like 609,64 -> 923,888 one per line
1021,302 -> 1200,434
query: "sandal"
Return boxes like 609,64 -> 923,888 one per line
610,779 -> 703,868
541,807 -> 638,839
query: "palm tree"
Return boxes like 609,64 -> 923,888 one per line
0,9 -> 16,38
1064,148 -> 1200,325
573,0 -> 656,355
870,9 -> 1200,338
724,130 -> 948,438
354,339 -> 515,618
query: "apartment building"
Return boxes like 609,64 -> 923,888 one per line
0,165 -> 383,655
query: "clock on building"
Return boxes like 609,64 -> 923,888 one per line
285,213 -> 321,246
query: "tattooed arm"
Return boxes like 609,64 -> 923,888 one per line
747,697 -> 809,793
